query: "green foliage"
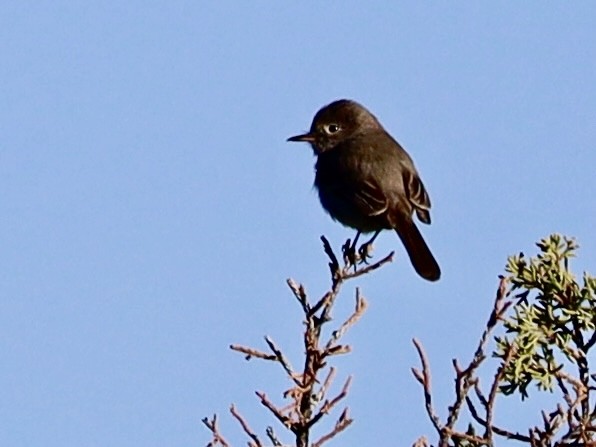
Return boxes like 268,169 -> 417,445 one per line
414,233 -> 595,445
495,234 -> 596,398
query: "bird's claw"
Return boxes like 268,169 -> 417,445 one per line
358,242 -> 374,264
342,239 -> 359,268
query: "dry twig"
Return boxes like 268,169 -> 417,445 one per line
204,235 -> 392,447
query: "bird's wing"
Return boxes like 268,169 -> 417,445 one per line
404,169 -> 432,224
351,178 -> 389,217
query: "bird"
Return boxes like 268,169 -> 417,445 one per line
287,99 -> 440,281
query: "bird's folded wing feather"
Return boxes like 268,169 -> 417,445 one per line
404,169 -> 431,224
349,178 -> 389,217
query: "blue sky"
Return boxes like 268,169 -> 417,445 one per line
1,2 -> 595,446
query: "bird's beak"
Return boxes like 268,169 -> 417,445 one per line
287,132 -> 316,143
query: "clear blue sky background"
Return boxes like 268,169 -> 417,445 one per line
1,2 -> 595,446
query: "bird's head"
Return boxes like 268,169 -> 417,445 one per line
287,99 -> 382,154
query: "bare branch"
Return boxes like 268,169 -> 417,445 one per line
202,414 -> 231,447
230,405 -> 262,447
265,426 -> 283,446
412,338 -> 443,435
255,392 -> 293,430
312,367 -> 336,405
320,235 -> 340,280
325,289 -> 368,351
309,376 -> 353,428
412,436 -> 429,447
264,336 -> 301,386
484,343 -> 517,441
311,408 -> 353,447
230,344 -> 276,361
287,278 -> 310,314
342,251 -> 395,281
205,236 -> 390,447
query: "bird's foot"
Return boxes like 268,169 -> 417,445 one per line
358,241 -> 375,264
342,238 -> 360,270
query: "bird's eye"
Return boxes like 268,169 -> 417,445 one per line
324,124 -> 341,134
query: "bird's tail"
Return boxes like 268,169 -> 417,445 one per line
394,221 -> 441,281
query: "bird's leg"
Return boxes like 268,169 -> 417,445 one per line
342,231 -> 362,267
351,231 -> 362,251
358,230 -> 381,263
